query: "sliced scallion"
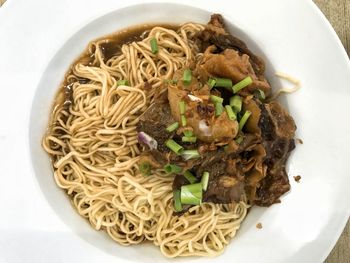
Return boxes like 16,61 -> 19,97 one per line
183,130 -> 193,137
117,79 -> 129,86
182,136 -> 197,143
225,105 -> 237,121
232,76 -> 253,93
165,139 -> 183,155
165,79 -> 177,84
150,37 -> 158,54
215,102 -> 223,117
139,162 -> 151,176
166,122 -> 179,132
164,164 -> 182,174
181,183 -> 203,205
207,78 -> 216,89
184,170 -> 197,184
201,171 -> 209,191
173,190 -> 183,212
210,95 -> 224,104
235,135 -> 244,144
183,69 -> 192,85
214,78 -> 232,89
230,95 -> 242,113
239,110 -> 252,131
181,115 -> 187,126
255,89 -> 266,101
182,149 -> 200,160
179,101 -> 186,115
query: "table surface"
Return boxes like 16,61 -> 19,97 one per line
0,0 -> 349,262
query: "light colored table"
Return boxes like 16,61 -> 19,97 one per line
312,2 -> 350,262
0,0 -> 348,262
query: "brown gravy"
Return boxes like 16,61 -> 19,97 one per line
55,23 -> 179,108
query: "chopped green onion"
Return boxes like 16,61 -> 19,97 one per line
225,105 -> 237,120
173,190 -> 183,212
201,171 -> 209,191
230,95 -> 242,113
182,149 -> 200,160
184,170 -> 197,184
150,37 -> 158,54
181,115 -> 187,126
239,110 -> 252,131
215,102 -> 223,117
182,136 -> 197,143
210,95 -> 224,104
207,78 -> 216,89
214,78 -> 232,89
166,122 -> 179,132
165,79 -> 177,84
179,101 -> 186,115
117,79 -> 129,86
139,162 -> 151,176
232,76 -> 253,93
255,89 -> 266,101
183,69 -> 192,85
165,139 -> 184,155
181,183 -> 203,205
164,164 -> 182,174
235,135 -> 244,144
181,192 -> 201,205
183,130 -> 193,137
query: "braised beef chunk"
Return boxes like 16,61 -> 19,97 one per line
255,102 -> 296,206
196,14 -> 271,96
194,150 -> 244,203
198,14 -> 265,76
256,168 -> 290,206
136,14 -> 297,213
137,101 -> 175,152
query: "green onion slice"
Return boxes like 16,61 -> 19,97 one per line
232,76 -> 253,93
181,183 -> 203,205
239,110 -> 252,131
164,164 -> 182,174
181,115 -> 187,126
230,95 -> 242,113
215,102 -> 223,117
182,136 -> 197,143
117,79 -> 129,86
210,95 -> 224,104
183,130 -> 193,137
179,101 -> 186,115
182,149 -> 200,160
183,69 -> 192,85
255,89 -> 266,101
139,162 -> 151,176
225,105 -> 237,121
173,190 -> 183,212
214,78 -> 232,89
165,139 -> 183,155
201,171 -> 209,191
166,122 -> 179,132
235,135 -> 244,144
150,37 -> 158,54
184,170 -> 197,184
207,78 -> 216,89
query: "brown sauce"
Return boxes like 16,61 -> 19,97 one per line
55,23 -> 180,108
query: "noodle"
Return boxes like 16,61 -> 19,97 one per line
43,23 -> 248,257
269,71 -> 301,100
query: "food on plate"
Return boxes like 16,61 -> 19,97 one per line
43,14 -> 296,257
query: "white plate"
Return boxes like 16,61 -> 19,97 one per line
0,0 -> 349,262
